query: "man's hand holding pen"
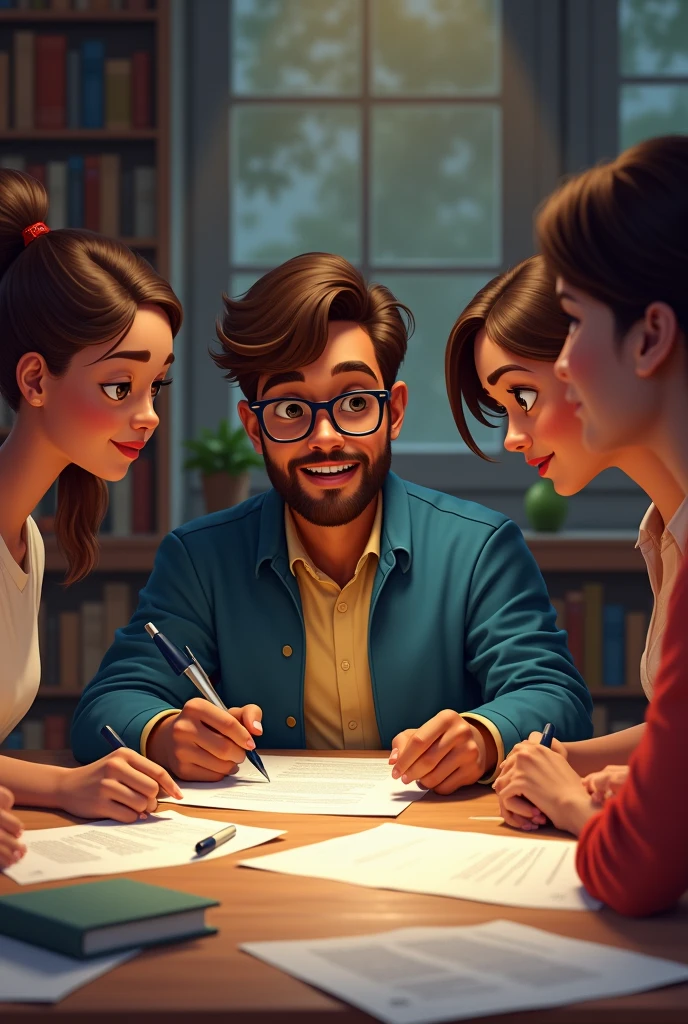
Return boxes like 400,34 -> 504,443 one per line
147,699 -> 264,782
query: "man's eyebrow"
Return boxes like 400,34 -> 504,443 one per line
261,370 -> 306,397
486,363 -> 533,386
330,360 -> 378,380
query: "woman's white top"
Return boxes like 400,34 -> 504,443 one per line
0,516 -> 44,743
637,497 -> 688,699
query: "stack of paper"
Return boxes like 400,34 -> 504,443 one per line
0,936 -> 135,1004
240,822 -> 599,911
241,920 -> 688,1024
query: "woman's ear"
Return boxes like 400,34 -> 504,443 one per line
16,352 -> 49,407
634,301 -> 681,379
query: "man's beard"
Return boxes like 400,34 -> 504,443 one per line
262,428 -> 392,528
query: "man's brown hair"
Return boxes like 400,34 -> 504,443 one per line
445,255 -> 569,461
213,252 -> 413,401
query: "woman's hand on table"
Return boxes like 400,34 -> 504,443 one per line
55,749 -> 183,823
581,764 -> 629,804
0,785 -> 26,867
493,742 -> 599,836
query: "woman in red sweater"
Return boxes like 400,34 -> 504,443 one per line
494,134 -> 688,916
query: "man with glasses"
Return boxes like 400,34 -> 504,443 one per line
72,253 -> 592,792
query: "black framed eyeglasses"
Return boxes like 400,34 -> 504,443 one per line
249,389 -> 391,443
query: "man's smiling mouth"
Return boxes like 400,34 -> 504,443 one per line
302,463 -> 356,476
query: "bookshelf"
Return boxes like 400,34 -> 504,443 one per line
0,0 -> 172,752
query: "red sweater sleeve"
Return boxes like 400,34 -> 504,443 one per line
575,554 -> 688,916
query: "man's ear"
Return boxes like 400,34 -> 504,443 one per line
237,400 -> 263,455
16,352 -> 49,407
634,301 -> 681,379
389,381 -> 408,441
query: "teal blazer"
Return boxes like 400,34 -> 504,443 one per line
71,473 -> 592,762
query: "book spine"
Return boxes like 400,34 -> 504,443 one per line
67,49 -> 81,129
35,35 -> 67,130
43,713 -> 68,750
50,0 -> 73,12
131,456 -> 153,533
103,581 -> 131,647
133,165 -> 156,237
99,153 -> 121,237
81,40 -> 104,129
563,589 -> 584,674
22,719 -> 44,751
59,610 -> 80,689
105,57 -> 131,131
14,31 -> 34,131
128,0 -> 151,12
0,155 -> 26,170
26,162 -> 46,185
46,160 -> 68,228
591,703 -> 608,738
602,603 -> 625,687
582,581 -> 603,689
108,473 -> 132,535
0,52 -> 8,132
84,154 -> 101,232
81,600 -> 105,688
624,610 -> 648,691
131,50 -> 151,128
67,154 -> 84,228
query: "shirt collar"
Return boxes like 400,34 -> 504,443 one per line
636,496 -> 688,556
285,495 -> 382,580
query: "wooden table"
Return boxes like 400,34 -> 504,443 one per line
1,751 -> 686,1023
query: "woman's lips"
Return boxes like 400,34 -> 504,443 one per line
111,440 -> 144,460
537,454 -> 553,477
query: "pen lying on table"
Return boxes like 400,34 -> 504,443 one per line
195,824 -> 237,856
143,621 -> 270,782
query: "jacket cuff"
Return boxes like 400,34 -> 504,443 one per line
462,712 -> 505,784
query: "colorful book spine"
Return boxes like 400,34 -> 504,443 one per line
67,154 -> 84,227
99,153 -> 121,237
133,166 -> 156,237
14,31 -> 34,131
582,581 -> 603,688
67,49 -> 81,129
131,50 -> 151,128
35,35 -> 67,130
81,600 -> 105,687
105,57 -> 131,130
81,39 -> 104,129
563,590 -> 584,674
84,154 -> 101,231
46,160 -> 68,228
602,603 -> 625,687
43,714 -> 68,751
624,610 -> 648,691
26,163 -> 46,185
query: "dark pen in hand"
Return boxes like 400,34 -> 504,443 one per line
539,723 -> 556,748
143,622 -> 270,781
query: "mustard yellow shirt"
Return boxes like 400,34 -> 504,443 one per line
286,500 -> 504,779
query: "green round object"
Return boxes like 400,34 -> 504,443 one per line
524,478 -> 568,532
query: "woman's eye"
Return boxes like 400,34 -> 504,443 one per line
151,378 -> 173,400
274,400 -> 306,420
340,393 -> 370,413
508,387 -> 538,413
101,383 -> 131,401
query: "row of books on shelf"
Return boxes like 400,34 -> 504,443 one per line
0,33 -> 152,132
551,584 -> 647,690
591,704 -> 644,739
0,152 -> 156,237
3,713 -> 69,751
38,580 -> 133,689
0,2 -> 153,18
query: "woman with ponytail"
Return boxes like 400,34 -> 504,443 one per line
0,169 -> 183,867
494,135 -> 688,916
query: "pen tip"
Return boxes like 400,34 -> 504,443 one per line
144,622 -> 159,638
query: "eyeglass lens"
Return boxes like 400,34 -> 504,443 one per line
263,392 -> 381,440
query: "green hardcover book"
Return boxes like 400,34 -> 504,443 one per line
0,879 -> 219,960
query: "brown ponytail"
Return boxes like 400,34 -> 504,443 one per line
0,169 -> 183,583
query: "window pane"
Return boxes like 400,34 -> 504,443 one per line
620,84 -> 688,148
383,272 -> 501,450
231,0 -> 362,95
371,0 -> 500,96
371,105 -> 501,266
619,0 -> 688,76
231,105 -> 361,264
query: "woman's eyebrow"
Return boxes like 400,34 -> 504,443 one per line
486,364 -> 533,386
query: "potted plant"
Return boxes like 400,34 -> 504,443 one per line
183,419 -> 263,513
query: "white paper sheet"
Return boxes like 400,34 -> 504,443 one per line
240,821 -> 600,911
0,934 -> 136,1004
4,809 -> 285,885
241,919 -> 688,1024
162,756 -> 427,817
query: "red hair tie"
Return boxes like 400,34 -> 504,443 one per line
22,221 -> 50,247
